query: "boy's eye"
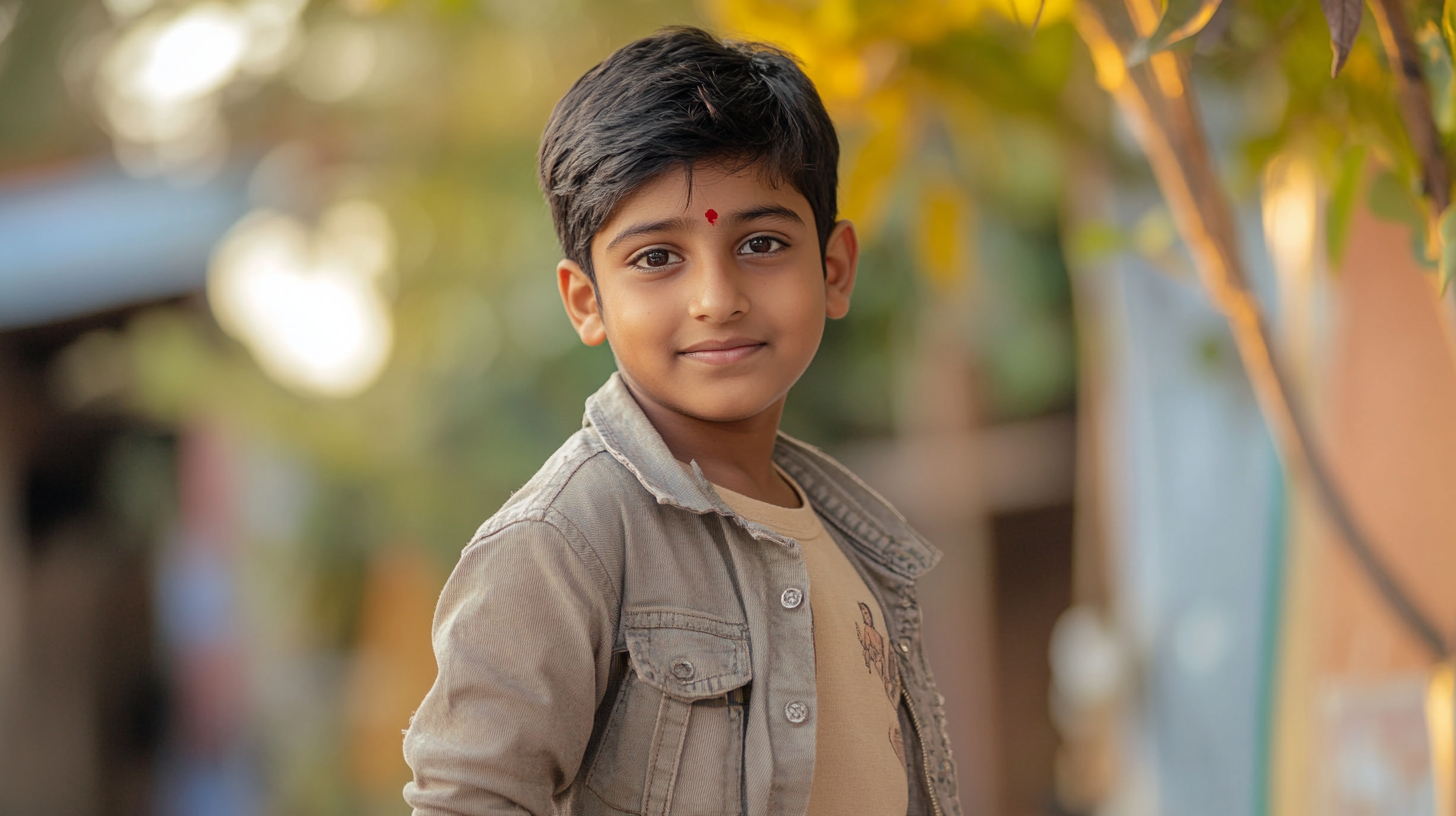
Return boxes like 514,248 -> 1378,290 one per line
631,248 -> 682,269
739,235 -> 786,255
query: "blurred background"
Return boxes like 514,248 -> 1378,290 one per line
2,0 -> 1456,814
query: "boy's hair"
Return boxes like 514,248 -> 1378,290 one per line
538,26 -> 840,281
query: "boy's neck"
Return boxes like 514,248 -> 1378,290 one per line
621,380 -> 799,508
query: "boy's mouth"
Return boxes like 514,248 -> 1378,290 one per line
678,338 -> 766,365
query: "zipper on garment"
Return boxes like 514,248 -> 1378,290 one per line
902,684 -> 944,816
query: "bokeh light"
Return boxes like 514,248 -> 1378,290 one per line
208,202 -> 395,397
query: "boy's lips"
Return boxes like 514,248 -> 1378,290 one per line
678,337 -> 766,365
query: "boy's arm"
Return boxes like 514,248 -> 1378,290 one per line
403,517 -> 616,816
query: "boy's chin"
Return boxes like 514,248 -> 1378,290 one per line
648,387 -> 787,426
671,394 -> 783,425
617,368 -> 789,426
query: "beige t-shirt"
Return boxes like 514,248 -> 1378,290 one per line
712,467 -> 908,816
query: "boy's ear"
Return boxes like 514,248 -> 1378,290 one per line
558,259 -> 606,346
823,219 -> 859,320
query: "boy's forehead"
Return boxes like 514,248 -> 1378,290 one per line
610,163 -> 806,221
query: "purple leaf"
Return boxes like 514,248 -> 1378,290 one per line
1323,0 -> 1362,76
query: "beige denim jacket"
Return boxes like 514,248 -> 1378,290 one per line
403,373 -> 961,816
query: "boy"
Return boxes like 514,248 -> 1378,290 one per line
403,26 -> 961,816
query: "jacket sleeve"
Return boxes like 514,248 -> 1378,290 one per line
403,517 -> 616,816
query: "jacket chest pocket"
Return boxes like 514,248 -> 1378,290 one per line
585,610 -> 753,816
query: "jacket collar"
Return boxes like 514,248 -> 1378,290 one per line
583,372 -> 724,515
583,372 -> 942,580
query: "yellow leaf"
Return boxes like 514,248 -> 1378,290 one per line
813,0 -> 859,40
888,0 -> 982,42
709,0 -> 807,44
989,0 -> 1075,28
916,183 -> 972,290
817,49 -> 871,103
712,0 -> 879,107
843,128 -> 901,233
842,87 -> 912,233
944,0 -> 988,25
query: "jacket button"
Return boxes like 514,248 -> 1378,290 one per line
784,701 -> 809,724
780,587 -> 804,609
671,659 -> 695,680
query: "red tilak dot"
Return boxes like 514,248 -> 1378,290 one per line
705,209 -> 718,226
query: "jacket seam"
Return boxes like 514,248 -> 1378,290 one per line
470,433 -> 610,542
465,442 -> 621,574
459,510 -> 618,628
544,505 -> 622,617
623,610 -> 748,637
537,440 -> 610,508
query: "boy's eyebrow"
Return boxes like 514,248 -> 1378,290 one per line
728,205 -> 803,226
605,216 -> 694,250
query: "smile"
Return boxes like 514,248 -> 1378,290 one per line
678,339 -> 766,365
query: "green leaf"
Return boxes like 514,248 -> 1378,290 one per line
1367,170 -> 1423,230
1440,206 -> 1456,291
1413,226 -> 1440,268
1367,171 -> 1439,267
1326,146 -> 1366,268
1068,221 -> 1128,264
1322,0 -> 1362,77
1444,0 -> 1456,62
1417,23 -> 1456,135
1128,0 -> 1223,63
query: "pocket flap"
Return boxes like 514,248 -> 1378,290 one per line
623,609 -> 752,700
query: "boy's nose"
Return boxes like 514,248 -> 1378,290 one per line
689,256 -> 750,323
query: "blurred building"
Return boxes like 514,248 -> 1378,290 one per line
0,161 -> 251,815
0,305 -> 170,816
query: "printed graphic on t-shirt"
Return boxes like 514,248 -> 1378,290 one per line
855,601 -> 898,701
855,601 -> 905,761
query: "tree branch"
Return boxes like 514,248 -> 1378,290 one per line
1366,0 -> 1456,362
1368,0 -> 1450,214
1074,0 -> 1450,660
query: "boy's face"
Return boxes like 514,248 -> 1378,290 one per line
557,164 -> 857,427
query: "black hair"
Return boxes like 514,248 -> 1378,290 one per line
538,26 -> 840,281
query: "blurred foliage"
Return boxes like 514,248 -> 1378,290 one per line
6,0 -> 1455,810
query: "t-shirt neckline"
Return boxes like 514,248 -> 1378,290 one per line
708,464 -> 821,539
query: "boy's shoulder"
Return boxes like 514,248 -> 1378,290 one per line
469,423 -> 640,547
